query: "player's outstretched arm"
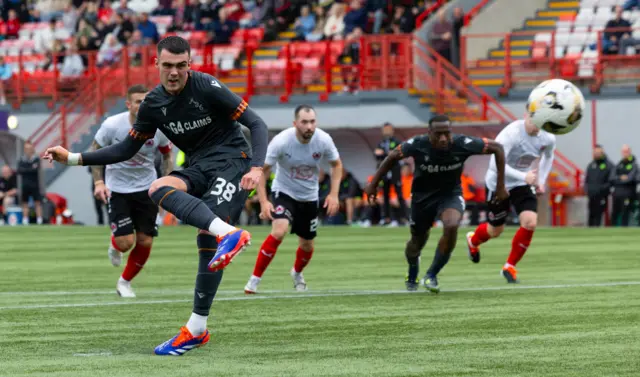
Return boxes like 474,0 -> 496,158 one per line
484,140 -> 509,202
365,149 -> 403,202
43,134 -> 145,167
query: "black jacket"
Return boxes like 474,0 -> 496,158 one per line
585,156 -> 614,198
610,155 -> 639,198
17,155 -> 41,187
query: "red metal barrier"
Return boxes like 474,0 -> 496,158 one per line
416,0 -> 447,28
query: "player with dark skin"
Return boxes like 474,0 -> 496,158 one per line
365,115 -> 509,292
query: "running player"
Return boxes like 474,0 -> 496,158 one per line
244,105 -> 342,294
466,115 -> 556,283
91,84 -> 173,298
43,36 -> 269,356
365,115 -> 509,293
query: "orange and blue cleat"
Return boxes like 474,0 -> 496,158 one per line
154,326 -> 210,356
208,229 -> 251,272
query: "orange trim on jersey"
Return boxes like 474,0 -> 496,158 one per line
482,137 -> 489,153
231,100 -> 248,121
129,129 -> 154,141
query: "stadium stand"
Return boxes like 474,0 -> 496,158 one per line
460,0 -> 640,95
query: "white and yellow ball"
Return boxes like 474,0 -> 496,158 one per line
526,79 -> 585,135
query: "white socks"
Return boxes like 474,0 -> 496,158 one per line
186,313 -> 208,336
208,218 -> 236,237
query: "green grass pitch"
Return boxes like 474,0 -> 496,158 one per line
1,225 -> 639,376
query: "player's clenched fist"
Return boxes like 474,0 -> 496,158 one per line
240,167 -> 262,190
43,146 -> 73,165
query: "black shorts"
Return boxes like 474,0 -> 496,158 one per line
410,194 -> 466,235
271,191 -> 319,240
108,190 -> 159,237
486,185 -> 538,227
170,157 -> 250,226
21,185 -> 42,203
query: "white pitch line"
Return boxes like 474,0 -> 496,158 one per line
0,281 -> 639,310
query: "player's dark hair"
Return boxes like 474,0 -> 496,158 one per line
157,36 -> 191,57
383,122 -> 393,128
127,84 -> 148,98
428,114 -> 451,128
294,104 -> 315,118
595,144 -> 603,148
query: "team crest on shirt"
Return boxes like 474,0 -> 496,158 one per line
275,205 -> 285,215
312,152 -> 321,160
145,139 -> 155,147
110,222 -> 118,232
540,146 -> 546,152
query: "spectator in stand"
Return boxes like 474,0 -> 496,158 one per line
195,0 -> 221,30
324,2 -> 345,40
35,18 -> 60,53
17,141 -> 44,225
97,33 -> 122,66
293,4 -> 315,41
452,6 -> 464,67
60,43 -> 85,77
167,0 -> 196,32
76,18 -> 97,40
602,6 -> 631,55
4,9 -> 20,39
116,0 -> 136,17
98,1 -> 115,24
153,0 -> 174,16
366,0 -> 386,34
77,35 -> 97,68
224,0 -> 245,23
305,5 -> 326,42
392,5 -> 415,34
208,8 -> 238,44
240,0 -> 264,29
128,30 -> 147,65
61,2 -> 83,34
93,19 -> 111,45
0,56 -> 11,105
112,11 -> 135,45
83,1 -> 99,24
0,165 -> 18,225
36,0 -> 67,22
137,12 -> 159,44
42,39 -> 66,71
343,0 -> 366,35
430,8 -> 452,62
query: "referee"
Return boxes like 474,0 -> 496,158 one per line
374,122 -> 407,225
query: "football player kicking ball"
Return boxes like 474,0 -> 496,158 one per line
43,36 -> 269,356
244,105 -> 342,294
365,115 -> 508,293
466,115 -> 556,283
91,85 -> 173,298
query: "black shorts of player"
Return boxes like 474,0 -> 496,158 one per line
108,190 -> 159,237
486,185 -> 538,227
271,191 -> 319,241
21,185 -> 42,204
170,157 -> 250,226
410,194 -> 466,236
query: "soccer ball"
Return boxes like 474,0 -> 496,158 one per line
526,79 -> 585,135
